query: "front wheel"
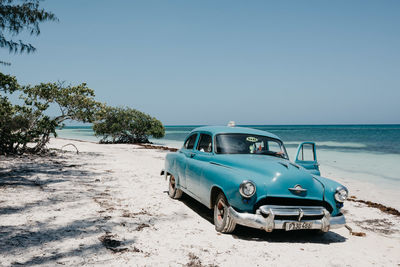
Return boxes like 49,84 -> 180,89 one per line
213,193 -> 236,233
168,175 -> 183,199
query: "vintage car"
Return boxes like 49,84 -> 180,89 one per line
161,125 -> 348,233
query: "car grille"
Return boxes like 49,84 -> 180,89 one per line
255,197 -> 333,214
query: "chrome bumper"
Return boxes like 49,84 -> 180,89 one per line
228,205 -> 346,232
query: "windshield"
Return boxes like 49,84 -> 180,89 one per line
215,133 -> 288,159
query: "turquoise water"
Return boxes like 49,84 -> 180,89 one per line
57,124 -> 400,154
153,125 -> 400,154
56,124 -> 400,190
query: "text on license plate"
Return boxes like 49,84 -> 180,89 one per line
285,221 -> 313,231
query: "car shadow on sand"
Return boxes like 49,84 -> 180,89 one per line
179,193 -> 347,244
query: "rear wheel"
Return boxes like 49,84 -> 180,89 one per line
168,175 -> 183,199
213,193 -> 236,233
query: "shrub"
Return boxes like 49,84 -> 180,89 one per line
93,106 -> 165,144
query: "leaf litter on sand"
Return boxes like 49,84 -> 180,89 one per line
99,234 -> 127,253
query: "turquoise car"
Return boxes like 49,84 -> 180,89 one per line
161,126 -> 348,233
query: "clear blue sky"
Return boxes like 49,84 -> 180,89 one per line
1,0 -> 399,125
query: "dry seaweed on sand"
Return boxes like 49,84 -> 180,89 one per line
348,196 -> 400,216
99,234 -> 128,253
345,225 -> 366,237
137,144 -> 178,152
135,223 -> 150,231
186,253 -> 218,267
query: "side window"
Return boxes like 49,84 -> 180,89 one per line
184,134 -> 197,150
197,134 -> 212,153
268,140 -> 281,153
298,143 -> 315,161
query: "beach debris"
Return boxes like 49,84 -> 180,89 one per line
64,164 -> 80,168
348,197 -> 400,217
99,234 -> 128,253
185,252 -> 218,267
351,232 -> 367,237
186,253 -> 203,267
136,223 -> 150,231
132,246 -> 143,253
60,143 -> 79,154
353,219 -> 396,235
138,143 -> 178,152
345,224 -> 366,237
122,209 -> 152,218
122,210 -> 133,218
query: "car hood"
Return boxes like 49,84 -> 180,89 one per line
212,154 -> 325,201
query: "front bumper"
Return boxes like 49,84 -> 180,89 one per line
228,205 -> 345,232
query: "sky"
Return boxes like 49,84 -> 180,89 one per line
1,0 -> 399,125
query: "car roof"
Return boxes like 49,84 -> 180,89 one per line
189,126 -> 281,140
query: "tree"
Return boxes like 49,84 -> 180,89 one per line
93,106 -> 165,144
0,75 -> 103,154
0,0 -> 57,64
0,72 -> 23,153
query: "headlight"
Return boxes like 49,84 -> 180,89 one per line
334,186 -> 348,202
239,180 -> 256,198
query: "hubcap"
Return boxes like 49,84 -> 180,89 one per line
170,176 -> 175,190
216,199 -> 225,222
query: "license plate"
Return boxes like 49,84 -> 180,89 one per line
285,221 -> 313,231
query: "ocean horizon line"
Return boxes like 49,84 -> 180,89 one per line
61,123 -> 400,128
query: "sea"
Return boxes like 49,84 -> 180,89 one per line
56,125 -> 400,192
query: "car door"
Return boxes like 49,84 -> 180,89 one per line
294,142 -> 321,176
177,133 -> 198,189
189,133 -> 214,200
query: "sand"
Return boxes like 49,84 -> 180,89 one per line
0,138 -> 399,266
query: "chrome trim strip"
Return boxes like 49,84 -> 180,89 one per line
209,161 -> 233,169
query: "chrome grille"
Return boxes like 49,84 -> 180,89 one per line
259,205 -> 327,221
255,197 -> 333,213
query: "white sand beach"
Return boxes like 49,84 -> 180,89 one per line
1,138 -> 399,266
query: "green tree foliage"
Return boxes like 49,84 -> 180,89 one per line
1,1 -> 166,152
93,106 -> 165,144
0,0 -> 57,64
0,73 -> 103,154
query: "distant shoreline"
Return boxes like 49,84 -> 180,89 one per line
59,123 -> 400,128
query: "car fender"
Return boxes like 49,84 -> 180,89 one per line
313,175 -> 345,215
164,152 -> 181,187
202,162 -> 254,210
